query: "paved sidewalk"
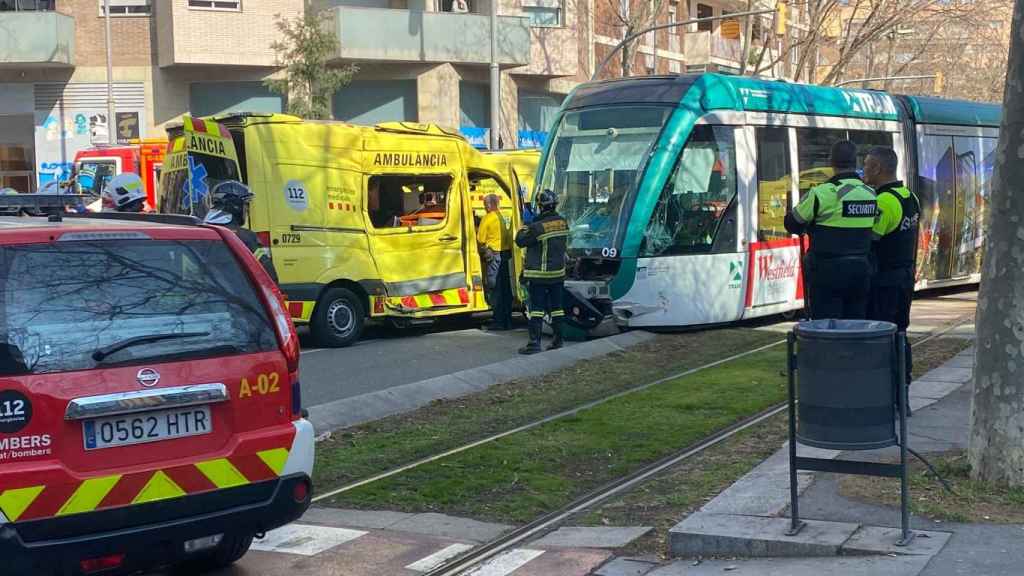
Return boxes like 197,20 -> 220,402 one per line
657,338 -> 1024,576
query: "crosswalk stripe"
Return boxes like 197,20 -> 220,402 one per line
465,549 -> 546,576
406,543 -> 476,572
251,524 -> 368,556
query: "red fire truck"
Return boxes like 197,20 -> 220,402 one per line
73,139 -> 167,208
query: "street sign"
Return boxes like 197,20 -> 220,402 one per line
720,18 -> 741,39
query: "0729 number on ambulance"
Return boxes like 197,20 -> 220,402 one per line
160,115 -> 530,347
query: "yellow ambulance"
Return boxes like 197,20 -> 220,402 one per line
485,148 -> 541,204
159,115 -> 525,347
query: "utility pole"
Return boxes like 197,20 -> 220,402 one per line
103,0 -> 116,145
489,0 -> 501,150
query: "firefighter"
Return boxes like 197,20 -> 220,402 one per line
203,180 -> 279,283
784,140 -> 877,320
863,146 -> 920,384
102,173 -> 147,213
515,189 -> 568,354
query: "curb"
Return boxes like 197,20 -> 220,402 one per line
308,330 -> 656,433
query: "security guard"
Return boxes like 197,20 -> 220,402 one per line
515,189 -> 568,354
784,140 -> 877,319
863,146 -> 920,384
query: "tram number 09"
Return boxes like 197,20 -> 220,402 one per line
601,247 -> 618,258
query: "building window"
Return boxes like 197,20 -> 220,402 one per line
98,0 -> 151,16
0,1 -> 55,10
522,0 -> 561,27
669,59 -> 681,73
696,3 -> 713,31
188,0 -> 241,10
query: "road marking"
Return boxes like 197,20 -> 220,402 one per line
464,549 -> 545,576
250,524 -> 366,556
406,543 -> 476,572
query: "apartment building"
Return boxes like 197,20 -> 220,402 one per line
0,0 -> 301,189
0,0 -> 801,190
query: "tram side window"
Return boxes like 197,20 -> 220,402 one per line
755,127 -> 792,241
640,125 -> 738,257
795,128 -> 893,196
795,128 -> 846,197
367,174 -> 453,229
848,130 -> 893,170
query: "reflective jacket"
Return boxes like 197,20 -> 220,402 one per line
784,172 -> 877,258
872,181 -> 920,272
515,210 -> 568,283
232,225 -> 280,284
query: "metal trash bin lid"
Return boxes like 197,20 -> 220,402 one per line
795,319 -> 897,340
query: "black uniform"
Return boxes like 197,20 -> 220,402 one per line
868,181 -> 921,383
515,209 -> 569,352
232,225 -> 279,284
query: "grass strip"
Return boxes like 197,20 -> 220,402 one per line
840,450 -> 1024,524
313,328 -> 785,491
320,347 -> 788,523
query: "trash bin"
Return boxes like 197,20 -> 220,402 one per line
795,319 -> 898,450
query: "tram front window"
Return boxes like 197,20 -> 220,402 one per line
538,106 -> 671,254
641,125 -> 737,256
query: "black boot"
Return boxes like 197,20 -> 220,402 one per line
519,318 -> 543,355
547,318 -> 564,350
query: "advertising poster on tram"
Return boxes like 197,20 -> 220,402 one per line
746,239 -> 802,308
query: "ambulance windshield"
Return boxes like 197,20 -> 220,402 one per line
537,106 -> 671,256
159,145 -> 241,219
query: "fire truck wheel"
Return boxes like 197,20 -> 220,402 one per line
312,287 -> 365,347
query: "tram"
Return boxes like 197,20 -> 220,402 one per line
538,74 -> 999,330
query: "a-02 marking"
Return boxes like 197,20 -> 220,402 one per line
281,233 -> 301,244
239,373 -> 281,398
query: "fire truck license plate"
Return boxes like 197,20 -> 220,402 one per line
83,406 -> 213,450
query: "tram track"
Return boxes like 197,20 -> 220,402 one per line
312,310 -> 972,508
418,313 -> 975,576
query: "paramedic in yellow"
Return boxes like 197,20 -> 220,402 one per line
478,194 -> 513,331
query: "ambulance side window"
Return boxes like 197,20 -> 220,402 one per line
367,174 -> 453,229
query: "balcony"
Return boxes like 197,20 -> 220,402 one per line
324,6 -> 531,66
683,31 -> 742,68
0,11 -> 74,66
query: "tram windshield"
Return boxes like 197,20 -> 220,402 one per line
538,106 -> 672,254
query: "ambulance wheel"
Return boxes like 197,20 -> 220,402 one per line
313,287 -> 365,347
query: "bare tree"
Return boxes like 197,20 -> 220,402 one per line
969,0 -> 1023,485
603,0 -> 670,76
836,0 -> 1011,100
749,0 -> 957,85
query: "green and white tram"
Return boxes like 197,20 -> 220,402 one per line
539,74 -> 999,330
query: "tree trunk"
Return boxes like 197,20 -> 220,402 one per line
969,0 -> 1024,485
622,35 -> 633,76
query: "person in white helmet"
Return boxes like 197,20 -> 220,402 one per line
103,173 -> 148,213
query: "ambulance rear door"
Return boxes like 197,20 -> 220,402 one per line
158,117 -> 241,219
363,146 -> 471,312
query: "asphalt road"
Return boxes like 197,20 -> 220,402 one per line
297,317 -> 532,408
295,289 -> 978,414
